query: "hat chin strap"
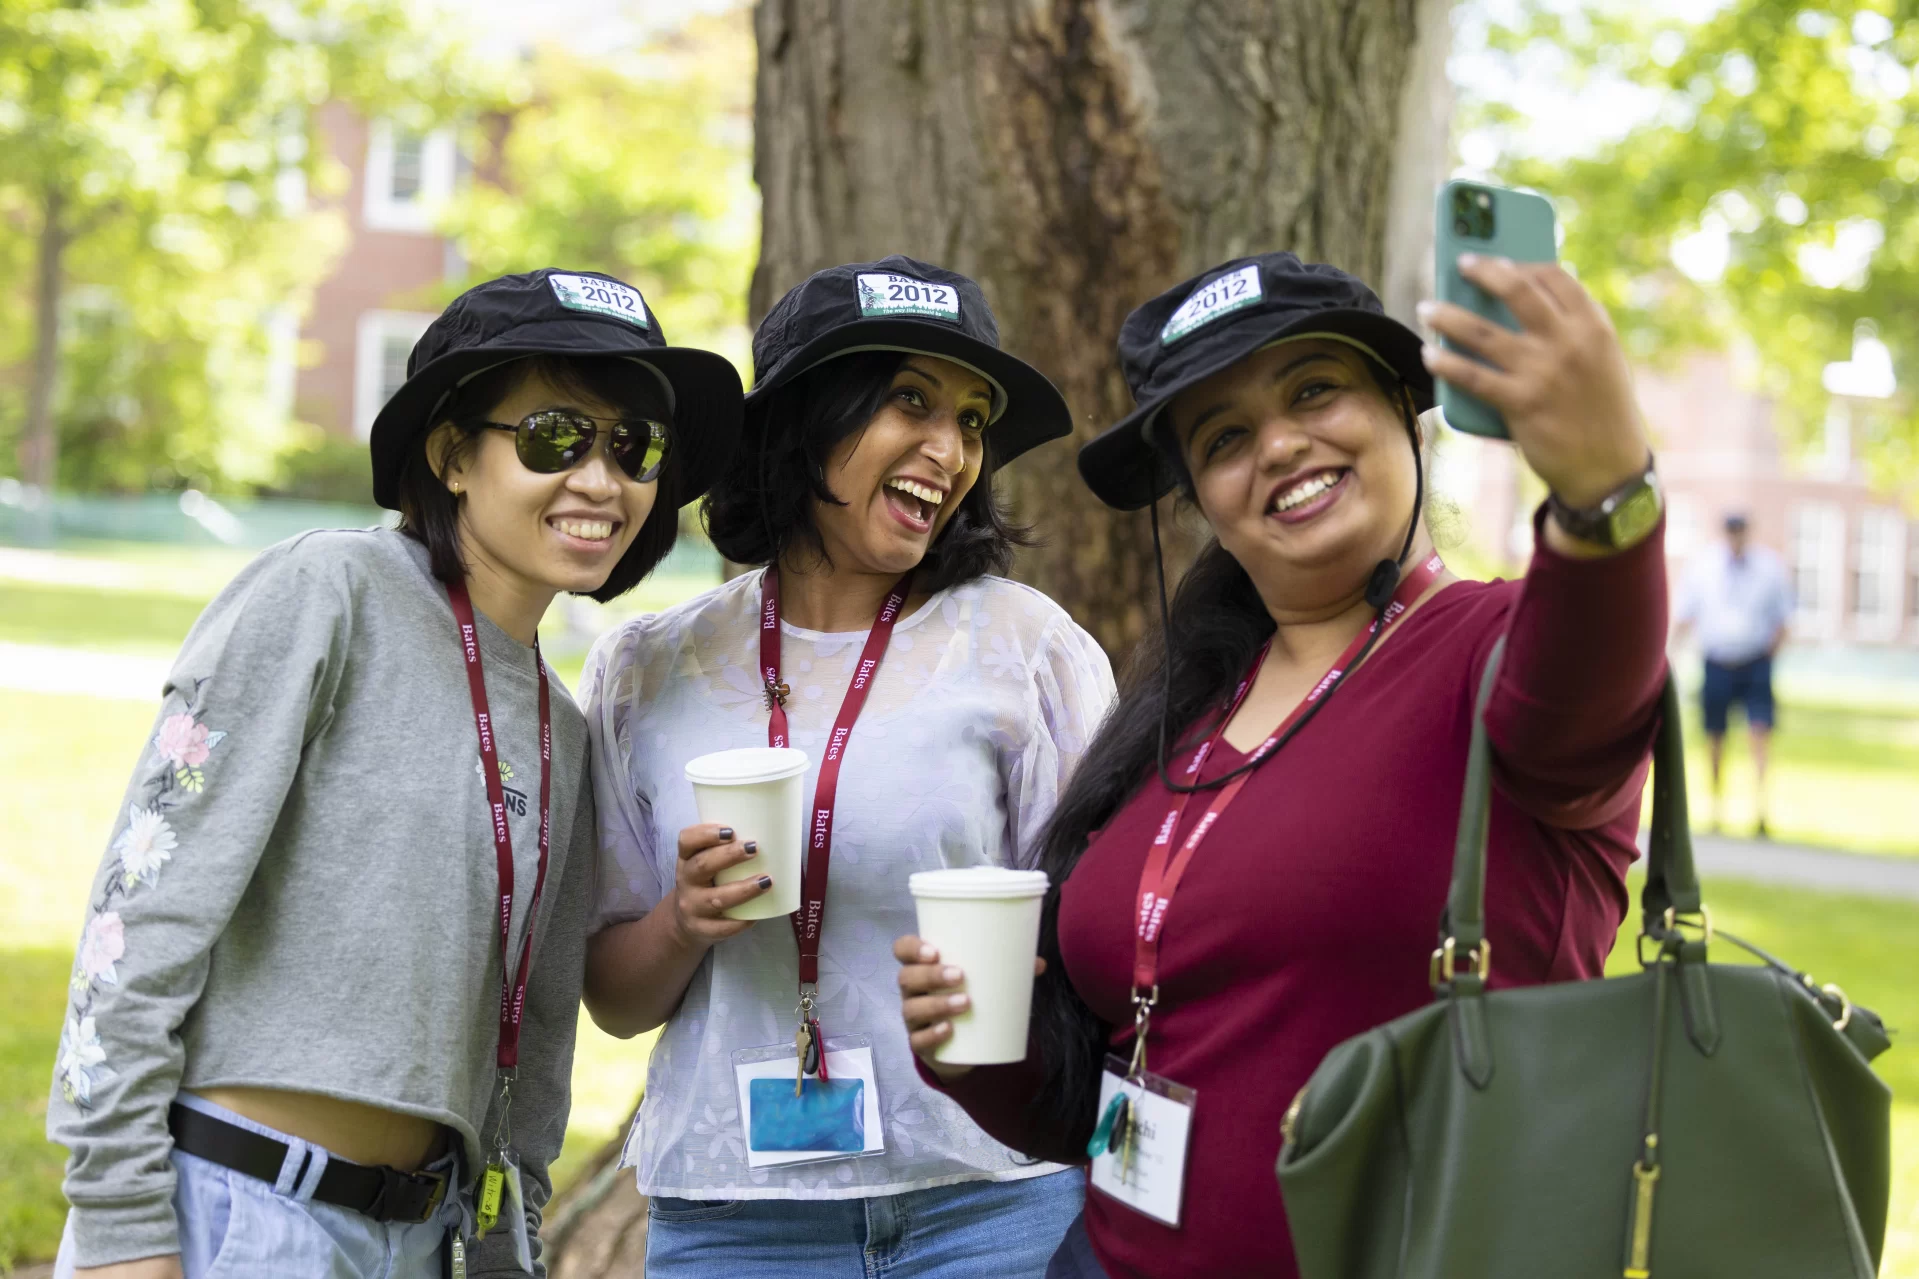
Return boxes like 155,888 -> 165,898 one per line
1363,399 -> 1427,609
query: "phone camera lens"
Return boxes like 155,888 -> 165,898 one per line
1476,193 -> 1492,209
1454,217 -> 1473,237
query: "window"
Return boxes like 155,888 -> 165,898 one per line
1789,503 -> 1845,631
363,121 -> 456,234
1852,509 -> 1904,633
353,310 -> 437,439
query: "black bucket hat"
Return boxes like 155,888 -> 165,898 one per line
368,268 -> 744,510
1078,252 -> 1434,510
744,254 -> 1070,465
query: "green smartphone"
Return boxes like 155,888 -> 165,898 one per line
1433,180 -> 1557,439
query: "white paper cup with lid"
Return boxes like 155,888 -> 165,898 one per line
683,747 -> 809,920
908,866 -> 1051,1065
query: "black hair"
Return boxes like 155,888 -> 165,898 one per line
393,354 -> 682,604
701,350 -> 1031,592
1022,351 -> 1423,1155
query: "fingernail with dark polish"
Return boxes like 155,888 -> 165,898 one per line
743,841 -> 758,857
757,876 -> 772,890
718,827 -> 734,841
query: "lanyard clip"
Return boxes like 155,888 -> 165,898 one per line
765,678 -> 791,710
490,1069 -> 516,1155
1127,986 -> 1158,1080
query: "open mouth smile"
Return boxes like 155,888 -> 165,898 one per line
1266,468 -> 1350,523
883,477 -> 947,533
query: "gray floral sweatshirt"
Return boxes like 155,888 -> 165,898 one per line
48,528 -> 594,1275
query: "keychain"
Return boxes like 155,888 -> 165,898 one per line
476,1072 -> 512,1238
794,1021 -> 813,1097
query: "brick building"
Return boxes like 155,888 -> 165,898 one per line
1440,352 -> 1918,652
291,103 -> 463,440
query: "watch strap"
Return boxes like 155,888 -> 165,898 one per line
1546,458 -> 1661,549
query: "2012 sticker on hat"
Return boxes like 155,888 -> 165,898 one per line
1160,264 -> 1263,346
855,273 -> 960,323
548,273 -> 650,328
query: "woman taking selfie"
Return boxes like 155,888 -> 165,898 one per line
581,256 -> 1114,1277
50,269 -> 742,1279
895,251 -> 1670,1278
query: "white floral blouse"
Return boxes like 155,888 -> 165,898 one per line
579,570 -> 1116,1200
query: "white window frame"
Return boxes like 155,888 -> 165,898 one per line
1851,508 -> 1906,639
362,120 -> 456,234
1789,502 -> 1846,637
353,310 -> 437,440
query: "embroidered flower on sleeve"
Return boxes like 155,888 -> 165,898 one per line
113,806 -> 178,889
154,712 -> 226,793
57,1014 -> 112,1106
77,912 -> 126,987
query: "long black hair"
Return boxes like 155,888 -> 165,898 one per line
1022,358 -> 1422,1154
703,350 -> 1032,591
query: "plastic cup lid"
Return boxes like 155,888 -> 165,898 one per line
908,867 -> 1050,899
684,746 -> 810,786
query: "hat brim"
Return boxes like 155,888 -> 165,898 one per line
369,319 -> 744,510
743,317 -> 1070,466
1078,309 -> 1433,511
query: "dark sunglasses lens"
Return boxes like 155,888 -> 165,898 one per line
517,412 -> 594,473
612,420 -> 670,481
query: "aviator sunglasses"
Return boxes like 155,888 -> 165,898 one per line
476,410 -> 671,483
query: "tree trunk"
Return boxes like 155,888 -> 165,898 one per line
539,3 -> 1450,1270
22,184 -> 66,541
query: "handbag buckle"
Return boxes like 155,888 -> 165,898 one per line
1428,936 -> 1490,987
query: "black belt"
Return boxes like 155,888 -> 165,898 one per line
168,1103 -> 449,1224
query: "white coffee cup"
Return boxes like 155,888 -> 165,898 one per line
683,747 -> 809,921
908,867 -> 1050,1065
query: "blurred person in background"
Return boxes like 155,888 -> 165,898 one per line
579,257 -> 1112,1279
1675,512 -> 1792,837
48,270 -> 742,1279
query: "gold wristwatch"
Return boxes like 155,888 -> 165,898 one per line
1546,458 -> 1662,550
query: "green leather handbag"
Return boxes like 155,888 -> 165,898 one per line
1276,642 -> 1894,1278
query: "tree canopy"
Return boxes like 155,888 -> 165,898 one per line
0,0 -> 474,493
1467,0 -> 1917,488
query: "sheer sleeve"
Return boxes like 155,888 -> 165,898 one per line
579,621 -> 668,933
1004,611 -> 1116,868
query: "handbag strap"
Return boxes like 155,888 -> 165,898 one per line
1438,639 -> 1696,985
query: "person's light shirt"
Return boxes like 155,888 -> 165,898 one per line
1677,542 -> 1793,665
579,570 -> 1115,1200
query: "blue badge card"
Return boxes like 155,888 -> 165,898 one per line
732,1035 -> 885,1168
748,1078 -> 865,1151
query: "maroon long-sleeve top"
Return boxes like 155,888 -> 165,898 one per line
927,516 -> 1669,1278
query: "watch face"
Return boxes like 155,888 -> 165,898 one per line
1608,484 -> 1663,547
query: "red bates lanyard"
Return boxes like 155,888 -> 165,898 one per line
1126,555 -> 1443,1071
447,582 -> 552,1140
760,567 -> 914,1060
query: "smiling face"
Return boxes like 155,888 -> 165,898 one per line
435,366 -> 662,597
806,354 -> 992,578
1170,338 -> 1419,612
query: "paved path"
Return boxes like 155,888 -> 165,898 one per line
1683,832 -> 1919,902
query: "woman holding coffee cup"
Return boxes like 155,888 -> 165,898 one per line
896,251 -> 1670,1277
579,256 -> 1115,1278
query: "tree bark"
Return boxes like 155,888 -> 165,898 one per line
23,184 -> 67,539
539,3 -> 1451,1270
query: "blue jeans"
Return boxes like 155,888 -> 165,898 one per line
54,1094 -> 461,1279
645,1168 -> 1085,1279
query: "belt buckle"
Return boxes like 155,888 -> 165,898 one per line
369,1163 -> 449,1224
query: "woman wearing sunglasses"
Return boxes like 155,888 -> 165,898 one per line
578,257 -> 1115,1278
48,269 -> 742,1279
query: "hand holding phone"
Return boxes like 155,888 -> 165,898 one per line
1421,235 -> 1651,513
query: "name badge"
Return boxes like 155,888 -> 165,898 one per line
731,1034 -> 885,1168
1088,1054 -> 1196,1227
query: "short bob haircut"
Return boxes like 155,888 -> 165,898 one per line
703,350 -> 1031,592
394,354 -> 682,603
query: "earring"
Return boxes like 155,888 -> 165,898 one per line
449,482 -> 461,495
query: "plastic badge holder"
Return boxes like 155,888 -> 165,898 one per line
731,1034 -> 885,1168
